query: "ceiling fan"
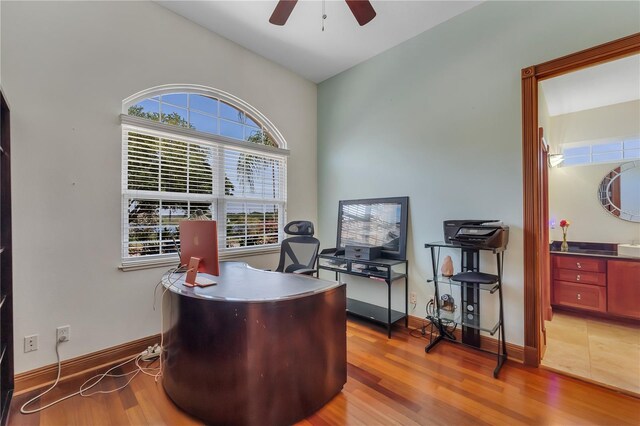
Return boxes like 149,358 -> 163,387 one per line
269,0 -> 377,26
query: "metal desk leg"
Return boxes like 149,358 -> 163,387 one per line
498,252 -> 508,357
405,267 -> 409,328
425,331 -> 444,352
425,246 -> 448,353
494,252 -> 507,378
387,279 -> 392,339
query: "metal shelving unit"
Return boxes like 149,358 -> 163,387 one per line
318,253 -> 408,338
424,242 -> 507,378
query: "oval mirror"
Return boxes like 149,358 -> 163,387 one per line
598,160 -> 640,222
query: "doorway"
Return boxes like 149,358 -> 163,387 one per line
537,56 -> 640,394
520,33 -> 640,375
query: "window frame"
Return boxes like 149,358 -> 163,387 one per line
120,86 -> 289,270
560,136 -> 640,167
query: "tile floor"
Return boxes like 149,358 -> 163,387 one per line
542,311 -> 640,395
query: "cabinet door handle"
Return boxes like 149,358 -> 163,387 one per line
576,275 -> 581,281
577,293 -> 581,300
577,262 -> 582,269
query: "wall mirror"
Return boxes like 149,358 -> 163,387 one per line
598,160 -> 640,222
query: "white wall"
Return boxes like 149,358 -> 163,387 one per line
317,1 -> 640,347
549,100 -> 640,150
549,163 -> 640,243
539,88 -> 551,147
548,101 -> 640,243
1,1 -> 317,373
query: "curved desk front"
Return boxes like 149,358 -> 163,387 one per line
161,261 -> 346,426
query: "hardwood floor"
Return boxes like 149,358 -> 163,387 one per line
9,319 -> 640,425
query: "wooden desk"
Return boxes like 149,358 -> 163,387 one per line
161,261 -> 346,426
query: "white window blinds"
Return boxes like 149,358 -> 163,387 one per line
122,123 -> 287,265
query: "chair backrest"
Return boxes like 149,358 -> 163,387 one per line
276,221 -> 320,273
284,220 -> 315,236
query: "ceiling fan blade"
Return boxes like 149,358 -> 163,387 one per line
269,0 -> 298,26
345,0 -> 377,26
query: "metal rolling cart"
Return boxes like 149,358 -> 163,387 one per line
424,241 -> 507,378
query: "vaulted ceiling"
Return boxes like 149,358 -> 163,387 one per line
157,1 -> 482,83
541,54 -> 640,116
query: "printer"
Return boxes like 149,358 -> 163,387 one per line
444,220 -> 509,250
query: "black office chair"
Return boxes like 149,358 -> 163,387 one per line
275,221 -> 320,276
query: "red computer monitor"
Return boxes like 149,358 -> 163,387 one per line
179,220 -> 220,276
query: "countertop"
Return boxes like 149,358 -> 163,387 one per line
550,241 -> 640,260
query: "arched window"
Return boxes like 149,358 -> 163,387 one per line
120,85 -> 289,268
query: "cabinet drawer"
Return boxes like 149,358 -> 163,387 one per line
553,256 -> 606,273
553,281 -> 606,312
553,269 -> 606,286
345,245 -> 381,261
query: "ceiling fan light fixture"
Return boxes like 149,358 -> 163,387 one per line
345,0 -> 377,26
269,0 -> 376,27
269,0 -> 298,26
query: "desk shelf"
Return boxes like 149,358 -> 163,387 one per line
430,308 -> 500,335
350,269 -> 406,282
427,276 -> 500,294
318,252 -> 408,338
347,299 -> 406,326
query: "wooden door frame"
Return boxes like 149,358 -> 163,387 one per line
521,33 -> 640,366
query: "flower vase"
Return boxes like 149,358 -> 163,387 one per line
561,234 -> 569,252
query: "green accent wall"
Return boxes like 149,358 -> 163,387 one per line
317,1 -> 640,345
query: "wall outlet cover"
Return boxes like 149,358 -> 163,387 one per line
57,325 -> 70,342
24,334 -> 38,353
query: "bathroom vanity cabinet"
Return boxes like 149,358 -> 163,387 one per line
607,260 -> 640,319
551,250 -> 640,321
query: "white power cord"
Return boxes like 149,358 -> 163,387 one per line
20,339 -> 161,414
20,266 -> 184,415
151,266 -> 182,382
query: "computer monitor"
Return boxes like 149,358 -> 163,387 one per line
179,220 -> 220,276
336,196 -> 409,260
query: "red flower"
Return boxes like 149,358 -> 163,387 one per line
559,220 -> 567,227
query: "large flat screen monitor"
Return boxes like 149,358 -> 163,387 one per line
336,196 -> 409,260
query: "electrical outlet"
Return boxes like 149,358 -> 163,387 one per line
409,292 -> 417,304
57,325 -> 70,342
24,334 -> 38,352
